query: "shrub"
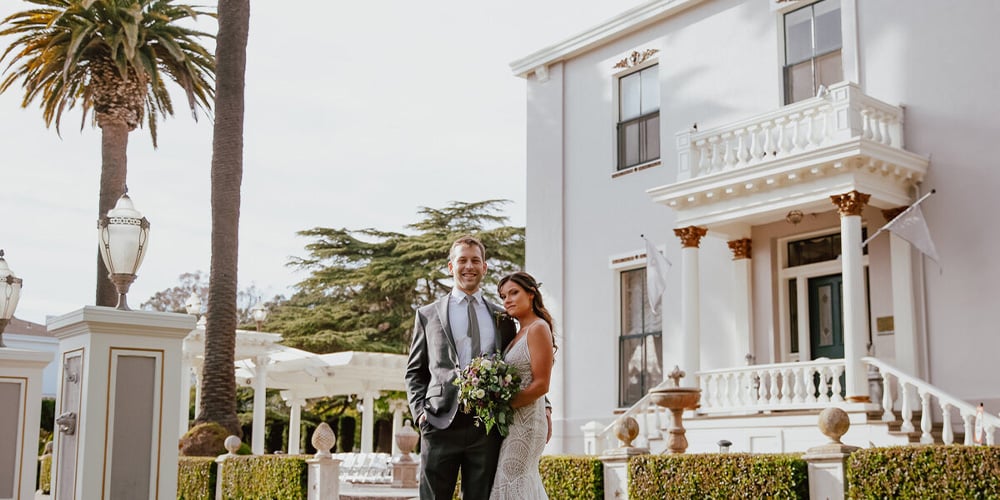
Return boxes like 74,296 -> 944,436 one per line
180,422 -> 232,457
630,453 -> 808,499
217,455 -> 309,500
541,455 -> 604,500
177,457 -> 216,500
847,445 -> 1000,498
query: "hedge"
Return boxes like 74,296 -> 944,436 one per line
217,455 -> 309,500
177,457 -> 216,500
630,453 -> 808,499
847,445 -> 1000,499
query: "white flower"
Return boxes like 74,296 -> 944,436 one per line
481,359 -> 493,370
504,374 -> 513,383
474,388 -> 486,399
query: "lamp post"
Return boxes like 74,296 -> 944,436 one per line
97,192 -> 150,311
0,250 -> 23,348
251,301 -> 268,332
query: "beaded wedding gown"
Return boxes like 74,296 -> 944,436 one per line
489,334 -> 548,500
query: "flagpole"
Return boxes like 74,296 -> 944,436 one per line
861,189 -> 936,248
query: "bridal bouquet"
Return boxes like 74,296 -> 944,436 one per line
454,353 -> 521,437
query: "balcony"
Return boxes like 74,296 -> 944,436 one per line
648,82 -> 930,233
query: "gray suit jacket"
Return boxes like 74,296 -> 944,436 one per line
405,294 -> 516,429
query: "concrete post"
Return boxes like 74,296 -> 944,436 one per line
804,407 -> 860,500
0,347 -> 52,500
307,423 -> 340,500
252,354 -> 269,455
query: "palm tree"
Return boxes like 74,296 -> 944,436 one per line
195,0 -> 248,436
0,0 -> 215,306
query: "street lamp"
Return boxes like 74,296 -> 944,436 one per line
251,301 -> 268,332
0,250 -> 23,348
97,192 -> 150,311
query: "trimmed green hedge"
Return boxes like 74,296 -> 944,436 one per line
38,454 -> 51,494
178,457 -> 216,500
217,455 -> 309,500
541,455 -> 603,499
630,453 -> 807,499
847,445 -> 1000,498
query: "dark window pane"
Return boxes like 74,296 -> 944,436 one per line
786,61 -> 814,104
621,269 -> 645,335
621,122 -> 640,168
787,228 -> 868,267
646,334 -> 664,389
620,267 -> 663,406
816,51 -> 843,87
789,279 -> 799,353
644,115 -> 660,164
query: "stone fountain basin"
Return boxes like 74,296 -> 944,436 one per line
648,387 -> 701,410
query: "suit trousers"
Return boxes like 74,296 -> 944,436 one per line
418,411 -> 503,500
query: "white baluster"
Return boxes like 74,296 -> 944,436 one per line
780,368 -> 794,405
802,366 -> 816,403
721,132 -> 735,169
871,111 -> 884,143
766,369 -> 778,406
962,411 -> 975,445
791,366 -> 805,403
817,367 -> 830,403
831,365 -> 845,403
792,113 -> 808,151
721,373 -> 731,409
735,129 -> 750,166
861,109 -> 875,140
706,374 -> 717,409
740,371 -> 751,407
880,115 -> 893,146
881,372 -> 896,422
696,139 -> 710,176
941,403 -> 953,445
815,104 -> 831,145
919,390 -> 933,444
756,369 -> 767,405
803,109 -> 818,148
747,125 -> 762,163
900,382 -> 915,433
763,120 -> 777,158
776,117 -> 792,155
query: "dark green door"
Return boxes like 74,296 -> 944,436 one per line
809,274 -> 844,360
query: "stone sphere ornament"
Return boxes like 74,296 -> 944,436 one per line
614,416 -> 640,448
818,407 -> 851,444
224,435 -> 242,455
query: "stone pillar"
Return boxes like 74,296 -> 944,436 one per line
287,396 -> 304,455
215,435 -> 243,500
831,191 -> 870,402
0,347 -> 53,499
48,307 -> 194,500
388,399 -> 408,456
599,416 -> 649,500
391,420 -> 419,488
252,354 -> 269,455
883,207 -> 920,379
804,408 -> 860,500
674,226 -> 707,377
307,423 -> 341,500
179,352 -> 193,438
361,391 -> 376,453
727,238 -> 754,359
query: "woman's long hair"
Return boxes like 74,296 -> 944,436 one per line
498,271 -> 558,353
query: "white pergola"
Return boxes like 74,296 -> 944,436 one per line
181,323 -> 409,455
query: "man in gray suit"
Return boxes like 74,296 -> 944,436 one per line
405,235 -> 517,499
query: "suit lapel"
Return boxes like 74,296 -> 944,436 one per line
436,295 -> 459,356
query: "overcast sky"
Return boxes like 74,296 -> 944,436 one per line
1,1 -> 644,323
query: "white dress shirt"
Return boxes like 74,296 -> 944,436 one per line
448,288 -> 496,367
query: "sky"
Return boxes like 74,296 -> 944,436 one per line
0,1 -> 646,324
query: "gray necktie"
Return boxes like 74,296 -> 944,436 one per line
466,294 -> 481,358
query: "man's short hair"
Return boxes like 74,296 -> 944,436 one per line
450,235 -> 486,262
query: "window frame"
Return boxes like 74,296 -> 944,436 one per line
611,255 -> 664,408
613,62 -> 661,171
776,0 -> 859,106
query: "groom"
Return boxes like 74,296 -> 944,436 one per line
405,235 -> 518,499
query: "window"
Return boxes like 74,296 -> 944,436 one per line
786,228 -> 867,268
619,268 -> 663,407
617,65 -> 660,170
783,0 -> 842,104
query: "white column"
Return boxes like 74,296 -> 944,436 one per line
288,396 -> 303,455
887,225 -> 919,377
675,226 -> 707,378
192,359 -> 203,420
252,354 -> 269,455
832,191 -> 871,402
361,391 -> 376,453
390,401 -> 405,456
727,238 -> 754,359
179,353 -> 192,438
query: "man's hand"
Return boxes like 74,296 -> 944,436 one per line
545,407 -> 553,443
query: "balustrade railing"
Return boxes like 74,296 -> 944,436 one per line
697,358 -> 846,413
675,81 -> 904,182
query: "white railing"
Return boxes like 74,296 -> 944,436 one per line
582,392 -> 668,456
864,357 -> 1000,445
698,358 -> 846,414
675,81 -> 904,182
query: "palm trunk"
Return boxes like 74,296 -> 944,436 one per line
96,121 -> 129,307
196,0 -> 250,436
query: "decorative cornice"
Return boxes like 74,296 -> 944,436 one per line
881,206 -> 907,222
614,49 -> 659,69
830,190 -> 870,217
674,226 -> 707,248
727,238 -> 752,260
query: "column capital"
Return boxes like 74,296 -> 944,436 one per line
830,190 -> 871,217
881,206 -> 907,222
727,238 -> 752,260
674,226 -> 708,248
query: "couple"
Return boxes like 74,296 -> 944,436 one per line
405,236 -> 556,500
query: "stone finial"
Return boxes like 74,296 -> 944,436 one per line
667,365 -> 686,388
394,419 -> 419,461
224,435 -> 242,455
818,407 -> 850,444
312,422 -> 337,457
613,416 -> 640,448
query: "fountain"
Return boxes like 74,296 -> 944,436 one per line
648,365 -> 702,454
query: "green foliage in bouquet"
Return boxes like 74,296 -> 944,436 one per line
454,353 -> 521,436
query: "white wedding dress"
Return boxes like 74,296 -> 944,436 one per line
489,334 -> 548,500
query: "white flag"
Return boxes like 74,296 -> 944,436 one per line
884,204 -> 940,264
644,237 -> 672,312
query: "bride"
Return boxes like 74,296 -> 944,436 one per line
490,271 -> 556,500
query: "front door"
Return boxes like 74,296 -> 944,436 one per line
809,274 -> 844,360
